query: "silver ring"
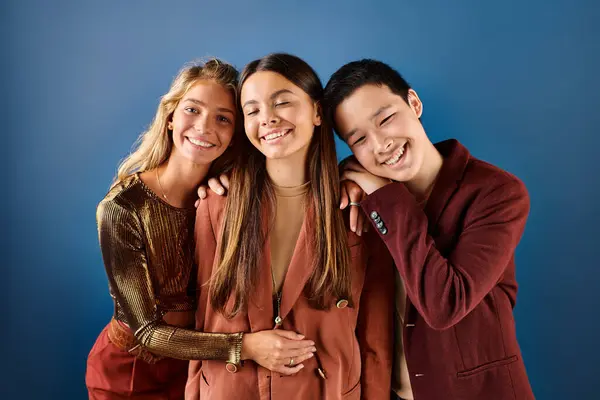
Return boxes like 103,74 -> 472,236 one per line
288,357 -> 295,367
349,202 -> 361,207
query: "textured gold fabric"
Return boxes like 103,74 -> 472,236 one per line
97,173 -> 242,363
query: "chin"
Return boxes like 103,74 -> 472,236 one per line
392,170 -> 418,183
187,153 -> 219,165
263,147 -> 298,160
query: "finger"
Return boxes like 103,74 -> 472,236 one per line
349,202 -> 358,232
356,210 -> 365,236
194,199 -> 200,208
341,170 -> 361,184
359,191 -> 369,232
272,337 -> 316,350
340,184 -> 349,210
347,181 -> 363,203
288,351 -> 315,365
272,330 -> 306,341
197,186 -> 207,200
208,178 -> 225,195
274,364 -> 305,376
220,174 -> 230,190
278,347 -> 317,360
275,338 -> 317,351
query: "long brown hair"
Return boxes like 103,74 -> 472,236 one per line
210,53 -> 352,317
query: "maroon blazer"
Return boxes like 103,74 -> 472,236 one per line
361,139 -> 535,400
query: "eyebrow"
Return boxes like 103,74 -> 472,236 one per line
242,89 -> 295,109
341,128 -> 357,141
371,104 -> 392,120
341,104 -> 393,141
183,98 -> 234,115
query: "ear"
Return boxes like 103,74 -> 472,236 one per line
407,89 -> 423,118
313,101 -> 322,127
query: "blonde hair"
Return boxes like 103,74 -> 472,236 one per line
113,58 -> 239,187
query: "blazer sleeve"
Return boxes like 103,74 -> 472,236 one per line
360,178 -> 530,330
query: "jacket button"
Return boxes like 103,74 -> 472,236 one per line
380,227 -> 388,235
376,220 -> 384,229
370,211 -> 379,220
336,299 -> 349,309
225,362 -> 238,373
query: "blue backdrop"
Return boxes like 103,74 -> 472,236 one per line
4,0 -> 599,398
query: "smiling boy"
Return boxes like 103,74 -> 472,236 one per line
324,60 -> 535,400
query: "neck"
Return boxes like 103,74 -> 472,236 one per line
404,141 -> 443,201
158,150 -> 211,207
266,147 -> 309,187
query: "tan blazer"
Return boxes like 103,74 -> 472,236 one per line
186,192 -> 394,400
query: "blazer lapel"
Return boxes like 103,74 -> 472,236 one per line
425,139 -> 470,229
246,214 -> 276,332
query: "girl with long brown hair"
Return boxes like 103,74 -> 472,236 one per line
86,58 -> 315,399
188,53 -> 394,400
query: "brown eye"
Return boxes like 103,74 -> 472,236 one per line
217,115 -> 231,124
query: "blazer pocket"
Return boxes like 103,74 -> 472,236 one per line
457,355 -> 519,378
341,379 -> 361,399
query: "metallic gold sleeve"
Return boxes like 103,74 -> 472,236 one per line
97,187 -> 242,364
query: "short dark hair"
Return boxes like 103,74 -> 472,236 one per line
323,59 -> 412,132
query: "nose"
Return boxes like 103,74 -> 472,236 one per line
193,114 -> 212,134
260,107 -> 280,126
374,135 -> 394,154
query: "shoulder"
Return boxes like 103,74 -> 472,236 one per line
97,175 -> 145,227
460,157 -> 530,222
463,156 -> 528,199
196,191 -> 228,231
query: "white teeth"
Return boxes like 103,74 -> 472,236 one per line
188,137 -> 214,147
384,145 -> 406,165
264,130 -> 289,141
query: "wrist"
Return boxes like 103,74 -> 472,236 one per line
240,332 -> 253,361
